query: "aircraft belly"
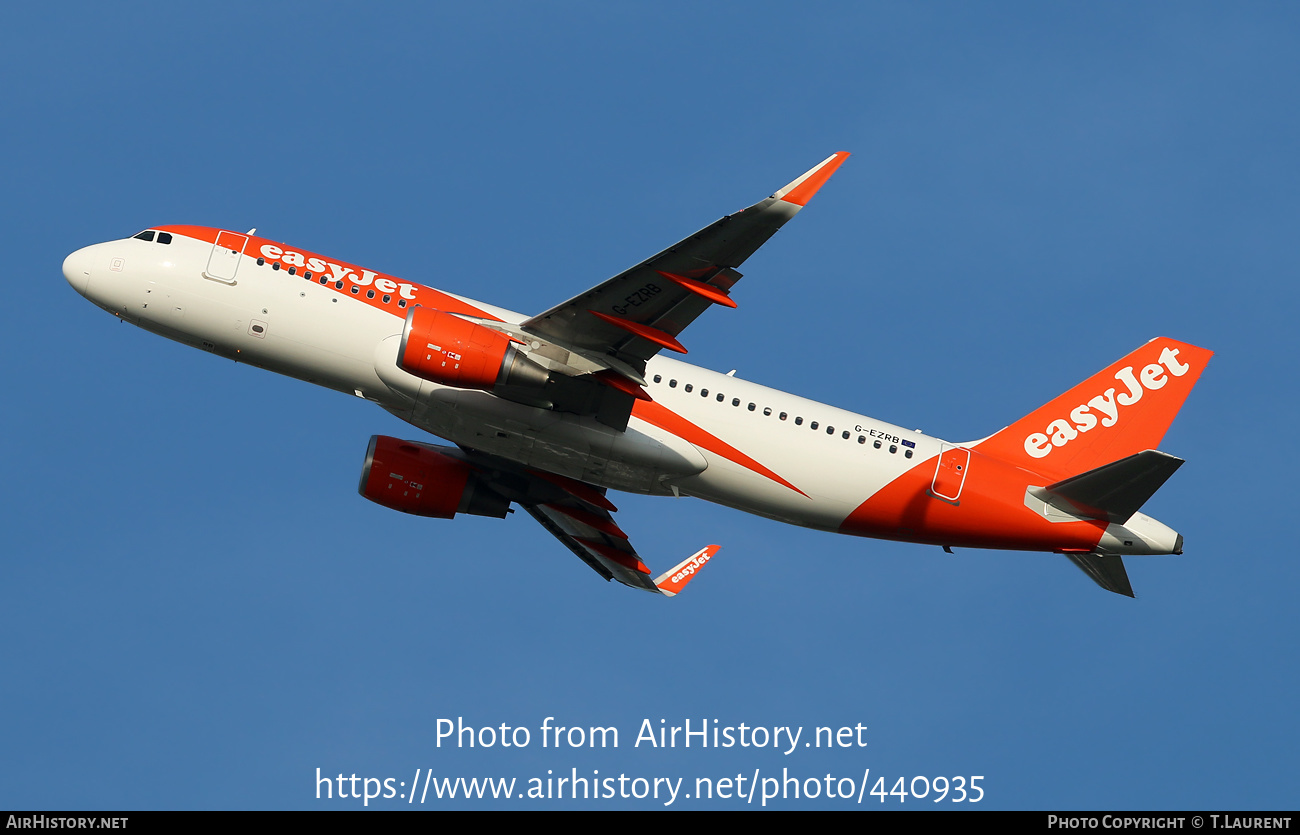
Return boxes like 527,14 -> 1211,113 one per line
402,389 -> 706,493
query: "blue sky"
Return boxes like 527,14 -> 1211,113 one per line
3,2 -> 1297,809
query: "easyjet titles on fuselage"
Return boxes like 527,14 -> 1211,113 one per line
257,243 -> 420,302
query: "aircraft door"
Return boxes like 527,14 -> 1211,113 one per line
204,231 -> 248,284
930,444 -> 970,503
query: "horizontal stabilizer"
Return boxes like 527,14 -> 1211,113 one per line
1043,450 -> 1184,524
1065,553 -> 1135,598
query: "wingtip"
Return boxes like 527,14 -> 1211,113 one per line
653,545 -> 721,597
773,152 -> 850,206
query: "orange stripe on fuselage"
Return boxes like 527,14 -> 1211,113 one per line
839,447 -> 1106,552
154,225 -> 499,322
632,400 -> 808,497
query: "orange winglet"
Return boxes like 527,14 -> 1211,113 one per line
653,545 -> 721,596
593,369 -> 653,401
528,469 -> 618,512
587,310 -> 687,354
544,503 -> 628,539
775,152 -> 850,207
656,271 -> 738,309
577,539 -> 651,574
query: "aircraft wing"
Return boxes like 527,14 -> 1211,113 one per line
523,501 -> 719,596
461,450 -> 720,595
521,153 -> 850,371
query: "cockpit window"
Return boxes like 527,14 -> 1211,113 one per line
133,230 -> 155,242
157,232 -> 172,245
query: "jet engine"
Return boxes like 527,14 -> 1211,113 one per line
397,307 -> 549,393
358,435 -> 510,519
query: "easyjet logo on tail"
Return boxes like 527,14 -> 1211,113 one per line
1024,346 -> 1191,459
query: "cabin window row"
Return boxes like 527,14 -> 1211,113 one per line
254,257 -> 408,307
649,375 -> 913,457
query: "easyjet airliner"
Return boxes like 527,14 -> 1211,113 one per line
63,153 -> 1211,597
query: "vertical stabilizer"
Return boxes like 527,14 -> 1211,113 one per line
976,338 -> 1212,479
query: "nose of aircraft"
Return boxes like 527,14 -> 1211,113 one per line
63,246 -> 94,296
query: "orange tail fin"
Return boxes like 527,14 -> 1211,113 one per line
975,338 -> 1213,479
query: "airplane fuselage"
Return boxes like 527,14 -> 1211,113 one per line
64,224 -> 1186,568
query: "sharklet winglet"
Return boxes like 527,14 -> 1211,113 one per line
653,545 -> 721,597
772,152 -> 850,206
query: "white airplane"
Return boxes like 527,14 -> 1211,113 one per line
63,153 -> 1212,597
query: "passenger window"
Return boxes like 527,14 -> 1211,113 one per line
748,403 -> 755,411
272,262 -> 280,270
701,389 -> 709,397
795,417 -> 803,425
685,384 -> 693,393
157,232 -> 172,245
289,267 -> 297,275
367,289 -> 375,298
351,286 -> 360,294
716,393 -> 724,402
653,375 -> 662,383
780,412 -> 788,421
842,431 -> 850,439
669,379 -> 677,388
874,440 -> 882,449
382,295 -> 391,303
321,277 -> 329,285
398,299 -> 407,308
905,449 -> 913,458
858,436 -> 865,444
336,280 -> 344,289
304,271 -> 312,279
256,258 -> 265,266
763,407 -> 772,416
811,421 -> 819,430
732,398 -> 740,407
889,445 -> 897,454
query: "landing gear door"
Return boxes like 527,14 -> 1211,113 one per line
205,231 -> 248,284
931,444 -> 970,503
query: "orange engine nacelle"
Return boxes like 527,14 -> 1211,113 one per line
397,307 -> 548,393
358,435 -> 510,519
